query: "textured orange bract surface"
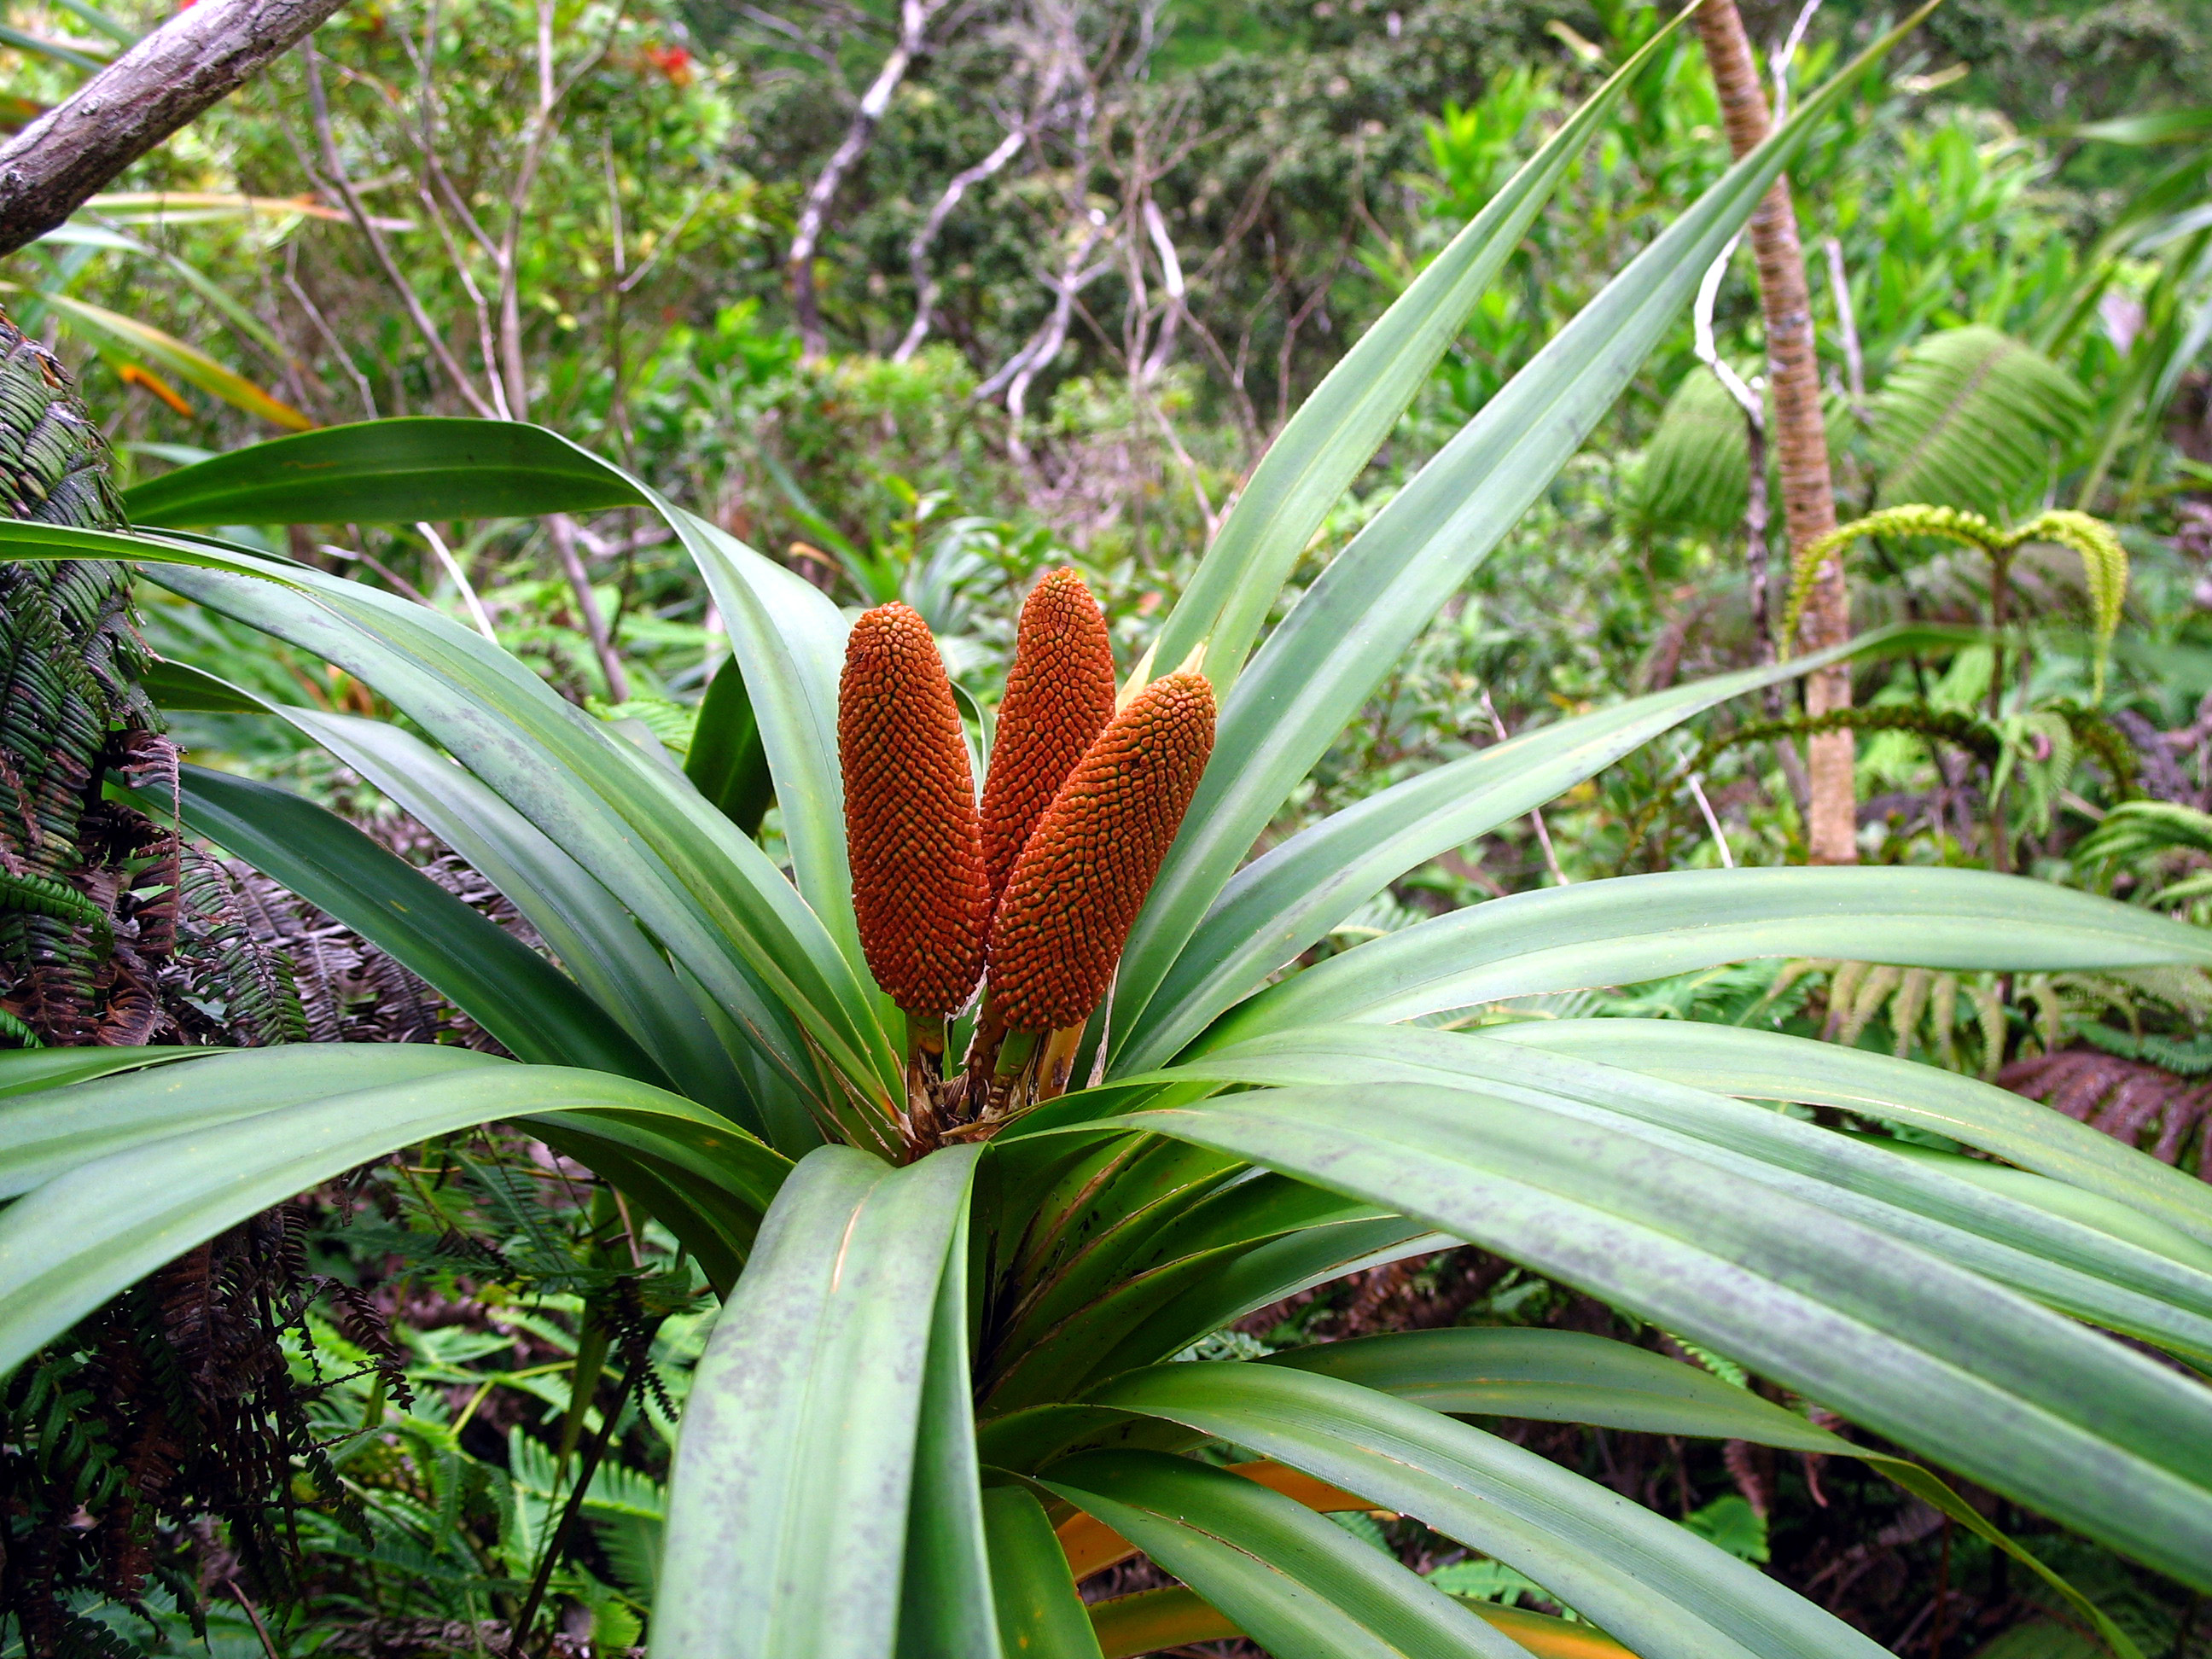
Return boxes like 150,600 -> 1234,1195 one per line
979,567 -> 1118,916
838,603 -> 989,1017
989,671 -> 1216,1032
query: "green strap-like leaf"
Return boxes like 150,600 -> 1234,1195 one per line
1090,1363 -> 1880,1659
146,552 -> 888,1141
143,655 -> 275,712
1263,1326 -> 2145,1659
666,506 -> 871,999
276,706 -> 750,1112
3,427 -> 890,1124
0,1045 -> 206,1099
899,1199 -> 1002,1659
1869,1139 -> 2212,1272
982,1178 -> 1394,1414
0,1062 -> 781,1376
1109,1082 -> 2212,1592
0,515 -> 305,576
1115,638 -> 1869,1073
1270,1327 -> 1843,1446
1208,866 -> 2212,1045
1145,3 -> 1696,692
124,416 -> 644,526
1043,1450 -> 1528,1659
0,1044 -> 503,1196
165,764 -> 668,1084
1164,1027 -> 2212,1363
127,417 -> 870,998
1109,6 -> 1937,1053
687,653 -> 775,837
981,1487 -> 1102,1659
1089,1586 -> 1628,1659
995,1139 -> 1246,1351
1491,1019 -> 2212,1246
1080,1219 -> 1450,1394
653,1144 -> 982,1659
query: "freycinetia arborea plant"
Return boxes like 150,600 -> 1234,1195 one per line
4,10 -> 2212,1656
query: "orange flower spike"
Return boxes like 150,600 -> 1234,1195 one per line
988,671 -> 1217,1033
837,603 -> 990,1018
978,567 -> 1119,912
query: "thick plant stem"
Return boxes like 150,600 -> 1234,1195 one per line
904,1013 -> 946,1145
1697,0 -> 1854,864
1035,1024 -> 1085,1101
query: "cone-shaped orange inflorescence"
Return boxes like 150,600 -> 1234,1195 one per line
838,603 -> 990,1017
988,671 -> 1216,1033
977,567 -> 1119,914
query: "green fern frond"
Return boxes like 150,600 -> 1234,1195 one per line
1871,325 -> 2093,519
1780,503 -> 2128,698
2079,800 -> 2212,872
0,870 -> 112,953
1632,365 -> 1753,538
2078,1022 -> 2212,1076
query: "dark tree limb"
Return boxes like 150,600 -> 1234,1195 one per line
0,0 -> 351,257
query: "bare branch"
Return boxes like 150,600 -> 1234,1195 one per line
896,2 -> 1079,362
301,41 -> 498,417
0,0 -> 352,254
492,0 -> 620,418
892,124 -> 1028,362
788,0 -> 952,359
550,515 -> 631,702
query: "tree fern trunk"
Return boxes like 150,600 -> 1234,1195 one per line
1696,0 -> 1856,864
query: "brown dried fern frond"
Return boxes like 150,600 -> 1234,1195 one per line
2001,1047 -> 2212,1177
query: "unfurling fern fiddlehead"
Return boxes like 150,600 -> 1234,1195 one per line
1778,504 -> 2128,700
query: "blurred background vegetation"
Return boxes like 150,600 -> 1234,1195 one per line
8,0 -> 2212,1651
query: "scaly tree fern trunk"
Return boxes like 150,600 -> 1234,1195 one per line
1696,0 -> 1856,864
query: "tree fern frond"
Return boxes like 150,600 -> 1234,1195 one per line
0,870 -> 112,954
2078,800 -> 2212,874
1632,364 -> 1752,538
1870,325 -> 2092,519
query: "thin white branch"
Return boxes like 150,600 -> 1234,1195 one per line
419,520 -> 497,640
1686,771 -> 1735,866
894,123 -> 1029,361
1767,0 -> 1824,123
1694,230 -> 1762,428
1824,235 -> 1867,408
